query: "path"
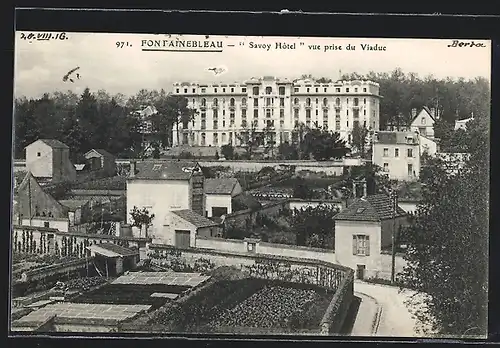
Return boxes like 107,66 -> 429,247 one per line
351,280 -> 432,337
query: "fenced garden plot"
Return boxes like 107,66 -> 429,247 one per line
143,278 -> 334,334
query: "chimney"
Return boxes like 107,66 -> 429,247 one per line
411,108 -> 417,117
130,161 -> 136,178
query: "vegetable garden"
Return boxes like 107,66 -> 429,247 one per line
145,278 -> 334,333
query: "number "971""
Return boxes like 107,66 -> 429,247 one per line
116,41 -> 132,48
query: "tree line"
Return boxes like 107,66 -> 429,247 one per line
13,69 -> 489,161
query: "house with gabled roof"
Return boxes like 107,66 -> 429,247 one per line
410,107 -> 436,139
204,178 -> 242,218
334,193 -> 408,280
84,149 -> 116,176
126,160 -> 205,243
168,209 -> 222,248
25,139 -> 76,182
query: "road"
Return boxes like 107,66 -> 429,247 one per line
351,280 -> 433,337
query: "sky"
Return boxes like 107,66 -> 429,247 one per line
14,32 -> 491,99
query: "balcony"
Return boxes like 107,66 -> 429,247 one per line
322,104 -> 329,110
334,105 -> 342,110
229,104 -> 236,110
241,104 -> 247,109
212,104 -> 218,109
352,105 -> 361,109
305,104 -> 312,109
200,105 -> 207,110
293,104 -> 300,109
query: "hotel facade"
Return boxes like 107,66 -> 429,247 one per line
171,76 -> 381,147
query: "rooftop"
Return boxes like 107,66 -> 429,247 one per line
112,272 -> 210,286
13,303 -> 151,325
85,148 -> 115,158
130,160 -> 201,180
335,194 -> 407,222
58,199 -> 89,211
87,243 -> 139,258
205,178 -> 240,195
374,131 -> 418,145
29,139 -> 69,149
172,209 -> 220,228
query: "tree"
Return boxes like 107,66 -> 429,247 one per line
129,206 -> 155,238
351,123 -> 369,157
292,177 -> 314,199
166,95 -> 198,146
400,116 -> 488,336
262,124 -> 277,158
303,127 -> 350,160
237,121 -> 262,159
278,141 -> 299,160
221,144 -> 234,160
290,205 -> 338,248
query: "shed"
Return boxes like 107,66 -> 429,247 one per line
170,209 -> 222,248
86,243 -> 139,276
84,149 -> 116,175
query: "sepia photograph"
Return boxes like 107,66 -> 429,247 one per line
10,29 -> 490,339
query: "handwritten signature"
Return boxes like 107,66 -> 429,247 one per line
448,40 -> 486,48
19,32 -> 69,42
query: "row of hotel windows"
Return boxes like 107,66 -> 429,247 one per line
197,108 -> 370,119
383,148 -> 414,158
198,97 -> 373,107
176,86 -> 370,94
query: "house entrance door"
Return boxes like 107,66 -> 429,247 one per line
356,264 -> 366,280
175,230 -> 191,249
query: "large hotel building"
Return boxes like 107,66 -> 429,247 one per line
172,76 -> 381,147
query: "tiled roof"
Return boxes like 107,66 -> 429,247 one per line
374,131 -> 418,145
85,149 -> 115,158
335,194 -> 407,222
33,139 -> 69,149
131,160 -> 201,180
88,242 -> 138,257
205,178 -> 239,194
172,209 -> 220,228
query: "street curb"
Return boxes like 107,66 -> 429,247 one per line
354,291 -> 383,335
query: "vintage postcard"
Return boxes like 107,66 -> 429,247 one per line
11,30 -> 490,339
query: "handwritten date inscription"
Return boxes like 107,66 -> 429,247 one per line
448,40 -> 486,48
20,32 -> 68,41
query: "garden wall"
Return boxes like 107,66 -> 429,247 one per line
377,252 -> 407,281
147,244 -> 354,335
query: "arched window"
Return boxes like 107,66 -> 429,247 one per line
279,86 -> 285,95
315,98 -> 319,104
323,98 -> 328,106
242,97 -> 247,105
253,86 -> 259,95
306,98 -> 311,106
201,98 -> 206,106
336,98 -> 340,105
354,98 -> 359,106
294,98 -> 299,105
213,98 -> 218,106
201,133 -> 206,146
230,98 -> 235,106
265,87 -> 272,94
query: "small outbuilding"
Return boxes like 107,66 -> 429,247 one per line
86,243 -> 139,277
84,149 -> 116,176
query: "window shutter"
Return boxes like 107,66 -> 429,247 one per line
366,236 -> 370,256
352,235 -> 357,255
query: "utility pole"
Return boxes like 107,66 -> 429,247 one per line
389,189 -> 398,284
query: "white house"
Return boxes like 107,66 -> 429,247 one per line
204,178 -> 242,218
334,194 -> 408,280
168,209 -> 222,248
410,107 -> 436,138
126,160 -> 205,243
454,116 -> 474,131
372,131 -> 420,181
25,139 -> 76,182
